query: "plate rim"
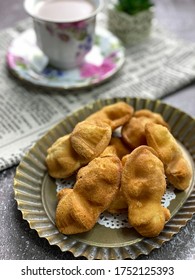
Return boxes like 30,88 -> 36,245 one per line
14,97 -> 195,259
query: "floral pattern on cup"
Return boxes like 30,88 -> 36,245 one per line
45,19 -> 92,42
56,21 -> 89,40
34,16 -> 96,69
24,0 -> 104,69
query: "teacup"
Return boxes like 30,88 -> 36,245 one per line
24,0 -> 104,69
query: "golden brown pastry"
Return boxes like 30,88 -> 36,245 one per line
121,145 -> 170,237
100,136 -> 131,159
46,134 -> 86,179
46,121 -> 112,179
101,137 -> 130,214
56,154 -> 122,234
70,120 -> 112,161
86,101 -> 134,130
56,188 -> 98,234
122,109 -> 169,149
107,188 -> 128,214
145,123 -> 192,190
46,102 -> 132,179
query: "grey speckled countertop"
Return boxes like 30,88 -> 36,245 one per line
0,0 -> 195,260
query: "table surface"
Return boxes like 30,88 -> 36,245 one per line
0,0 -> 194,260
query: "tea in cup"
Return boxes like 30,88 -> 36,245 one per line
24,0 -> 104,69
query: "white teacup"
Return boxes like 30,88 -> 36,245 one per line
24,0 -> 104,69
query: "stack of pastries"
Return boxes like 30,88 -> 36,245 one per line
46,102 -> 192,238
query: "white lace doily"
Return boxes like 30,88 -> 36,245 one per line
56,178 -> 176,229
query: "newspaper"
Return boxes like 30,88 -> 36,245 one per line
1,15 -> 195,171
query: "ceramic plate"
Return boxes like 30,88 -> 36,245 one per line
14,98 -> 195,259
7,27 -> 125,90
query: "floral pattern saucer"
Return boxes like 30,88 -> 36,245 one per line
7,27 -> 125,90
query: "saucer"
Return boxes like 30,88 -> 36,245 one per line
7,27 -> 125,90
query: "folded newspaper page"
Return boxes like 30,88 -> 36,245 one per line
0,15 -> 195,171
